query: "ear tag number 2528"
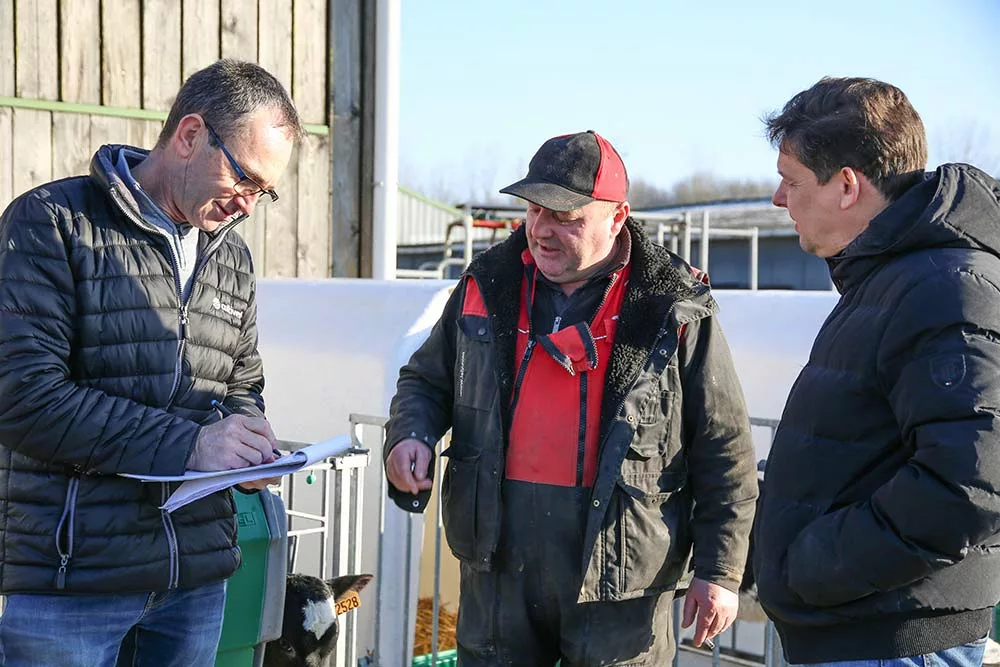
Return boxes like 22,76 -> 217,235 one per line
335,590 -> 361,615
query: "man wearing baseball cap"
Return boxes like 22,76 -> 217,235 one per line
384,131 -> 757,664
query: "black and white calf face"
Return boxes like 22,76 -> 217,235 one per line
263,573 -> 373,667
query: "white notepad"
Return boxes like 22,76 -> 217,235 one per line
119,434 -> 353,512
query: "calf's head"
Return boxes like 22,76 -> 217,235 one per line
263,573 -> 372,667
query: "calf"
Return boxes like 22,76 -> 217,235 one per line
263,573 -> 373,667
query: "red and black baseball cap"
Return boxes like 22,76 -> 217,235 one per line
500,130 -> 629,212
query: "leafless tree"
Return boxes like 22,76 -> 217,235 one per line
931,121 -> 1000,176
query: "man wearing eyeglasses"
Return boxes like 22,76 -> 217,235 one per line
0,60 -> 301,666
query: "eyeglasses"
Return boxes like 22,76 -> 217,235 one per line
204,122 -> 279,204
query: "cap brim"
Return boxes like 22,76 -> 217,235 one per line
499,179 -> 596,212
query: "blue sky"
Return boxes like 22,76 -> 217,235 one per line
399,0 -> 1000,202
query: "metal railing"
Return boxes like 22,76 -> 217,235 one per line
393,197 -> 764,289
668,417 -> 785,667
634,211 -> 761,290
274,427 -> 372,667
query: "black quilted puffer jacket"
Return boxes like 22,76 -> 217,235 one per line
0,144 -> 266,594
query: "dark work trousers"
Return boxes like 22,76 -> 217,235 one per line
456,479 -> 675,666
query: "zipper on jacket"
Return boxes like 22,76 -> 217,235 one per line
107,187 -> 240,408
54,477 -> 80,590
165,305 -> 190,406
160,485 -> 181,589
509,339 -> 535,415
595,301 -> 680,491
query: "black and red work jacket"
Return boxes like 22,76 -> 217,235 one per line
386,218 -> 758,602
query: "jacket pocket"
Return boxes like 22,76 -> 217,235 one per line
455,316 -> 494,411
441,443 -> 481,562
613,471 -> 690,595
54,476 -> 81,590
630,389 -> 680,459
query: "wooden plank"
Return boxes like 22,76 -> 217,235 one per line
253,0 -> 292,277
331,0 -> 363,277
221,0 -> 258,61
259,0 -> 292,92
0,108 -> 12,211
138,119 -> 164,150
182,0 -> 220,79
89,115 -> 130,152
0,0 -> 14,96
14,0 -> 59,100
358,0 -> 376,278
101,0 -> 141,107
296,134 -> 331,277
51,113 -> 92,180
96,119 -> 160,153
261,146 -> 299,277
236,208 -> 266,275
60,0 -> 101,104
11,109 -> 51,197
141,0 -> 182,110
0,2 -> 13,209
293,0 -> 327,125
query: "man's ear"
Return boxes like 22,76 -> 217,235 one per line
611,200 -> 630,234
838,167 -> 862,210
171,114 -> 205,160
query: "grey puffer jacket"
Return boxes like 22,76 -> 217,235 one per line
0,145 -> 265,594
386,218 -> 758,602
754,164 -> 1000,661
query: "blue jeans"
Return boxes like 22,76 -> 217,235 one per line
798,637 -> 987,667
0,581 -> 226,667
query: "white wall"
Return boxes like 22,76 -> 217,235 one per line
256,278 -> 453,667
253,279 -> 840,665
713,290 -> 838,460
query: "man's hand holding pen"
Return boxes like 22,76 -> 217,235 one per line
188,400 -> 282,491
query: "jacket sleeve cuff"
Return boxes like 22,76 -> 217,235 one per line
693,566 -> 744,594
383,435 -> 437,514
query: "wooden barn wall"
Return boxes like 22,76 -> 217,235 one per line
0,0 -> 335,278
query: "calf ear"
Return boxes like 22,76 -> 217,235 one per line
328,574 -> 374,603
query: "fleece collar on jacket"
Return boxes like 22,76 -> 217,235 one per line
466,216 -> 714,440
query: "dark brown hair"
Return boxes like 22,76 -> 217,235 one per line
158,59 -> 304,147
765,77 -> 927,200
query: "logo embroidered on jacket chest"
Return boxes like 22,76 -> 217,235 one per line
212,297 -> 244,321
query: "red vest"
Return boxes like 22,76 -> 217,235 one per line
463,256 -> 631,488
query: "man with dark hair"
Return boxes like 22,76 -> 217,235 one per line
754,76 -> 1000,666
385,131 -> 758,665
0,59 -> 302,666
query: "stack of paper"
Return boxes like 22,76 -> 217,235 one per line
120,434 -> 353,512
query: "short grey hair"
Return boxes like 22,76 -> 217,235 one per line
158,59 -> 304,147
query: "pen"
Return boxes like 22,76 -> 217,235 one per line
703,638 -> 716,650
210,399 -> 233,418
211,399 -> 281,461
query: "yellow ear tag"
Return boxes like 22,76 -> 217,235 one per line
335,590 -> 361,615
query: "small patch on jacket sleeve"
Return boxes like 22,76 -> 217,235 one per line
930,353 -> 967,390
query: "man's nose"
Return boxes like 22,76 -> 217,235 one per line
234,193 -> 259,216
772,185 -> 787,208
529,211 -> 555,236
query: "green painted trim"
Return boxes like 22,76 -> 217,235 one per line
0,96 -> 329,136
397,183 -> 465,217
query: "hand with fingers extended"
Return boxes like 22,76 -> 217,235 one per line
682,577 -> 739,649
385,438 -> 434,495
189,413 -> 279,472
